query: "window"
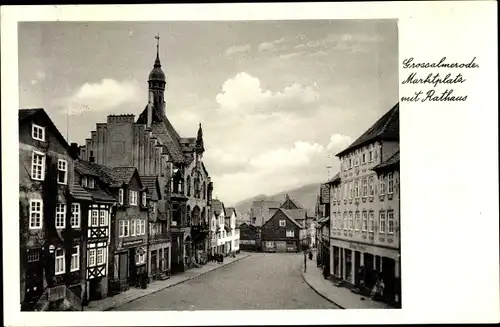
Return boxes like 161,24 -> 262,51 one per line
136,251 -> 146,264
99,210 -> 106,227
379,211 -> 386,233
91,210 -> 98,227
152,202 -> 156,213
369,176 -> 375,197
29,199 -> 43,229
349,181 -> 353,199
31,151 -> 45,181
71,203 -> 80,228
119,220 -> 130,237
118,188 -> 124,205
332,212 -> 337,229
27,249 -> 40,262
70,246 -> 79,272
349,212 -> 354,230
380,175 -> 386,195
57,159 -> 67,184
369,149 -> 373,162
362,211 -> 368,231
362,152 -> 366,164
343,212 -> 347,231
82,176 -> 88,187
355,179 -> 360,198
388,173 -> 394,194
348,158 -> 352,168
55,203 -> 66,229
355,211 -> 361,231
142,192 -> 147,206
88,177 -> 95,188
369,211 -> 374,233
32,124 -> 45,141
88,249 -> 96,267
279,220 -> 286,227
129,191 -> 138,206
286,230 -> 295,237
131,219 -> 137,236
362,178 -> 368,198
55,248 -> 65,275
142,220 -> 146,235
387,210 -> 395,234
96,248 -> 106,265
343,183 -> 348,199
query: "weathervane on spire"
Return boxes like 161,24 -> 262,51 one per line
155,31 -> 160,53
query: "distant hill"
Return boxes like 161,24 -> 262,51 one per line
233,183 -> 321,219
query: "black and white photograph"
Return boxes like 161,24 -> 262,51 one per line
16,19 -> 400,312
2,2 -> 499,326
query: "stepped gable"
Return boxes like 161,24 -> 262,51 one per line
337,102 -> 399,157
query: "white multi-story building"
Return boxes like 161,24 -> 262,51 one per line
328,103 -> 400,306
224,208 -> 240,254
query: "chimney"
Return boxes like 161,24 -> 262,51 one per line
89,150 -> 95,163
69,142 -> 80,158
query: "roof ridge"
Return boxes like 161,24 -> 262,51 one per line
377,103 -> 399,137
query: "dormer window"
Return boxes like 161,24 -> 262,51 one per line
118,188 -> 124,205
88,177 -> 95,188
142,192 -> 147,206
129,190 -> 138,206
82,176 -> 88,187
32,123 -> 45,141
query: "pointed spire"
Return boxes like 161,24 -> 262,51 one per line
196,122 -> 205,154
154,32 -> 161,67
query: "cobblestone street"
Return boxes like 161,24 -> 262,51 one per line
112,253 -> 339,310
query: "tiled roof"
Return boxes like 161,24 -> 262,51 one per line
108,167 -> 138,186
71,182 -> 93,201
277,209 -> 303,229
140,175 -> 160,199
337,103 -> 399,157
225,207 -> 236,218
211,199 -> 224,216
141,112 -> 185,164
281,195 -> 304,210
373,150 -> 400,171
19,108 -> 43,121
86,188 -> 116,202
251,200 -> 281,226
75,160 -> 126,188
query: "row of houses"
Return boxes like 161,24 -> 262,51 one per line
315,103 -> 401,308
19,41 -> 237,311
238,195 -> 316,253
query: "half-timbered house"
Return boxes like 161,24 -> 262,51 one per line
74,158 -> 116,301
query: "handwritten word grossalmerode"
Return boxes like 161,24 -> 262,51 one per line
402,57 -> 479,69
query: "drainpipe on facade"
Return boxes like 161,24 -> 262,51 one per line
146,203 -> 150,283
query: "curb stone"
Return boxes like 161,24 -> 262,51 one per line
301,263 -> 345,309
90,254 -> 251,311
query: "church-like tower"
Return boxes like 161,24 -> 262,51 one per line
148,33 -> 166,118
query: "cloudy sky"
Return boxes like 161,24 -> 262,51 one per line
19,20 -> 398,205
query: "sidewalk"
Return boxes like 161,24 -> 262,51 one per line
85,253 -> 250,311
302,263 -> 392,309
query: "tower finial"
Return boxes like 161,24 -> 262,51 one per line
154,32 -> 161,66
